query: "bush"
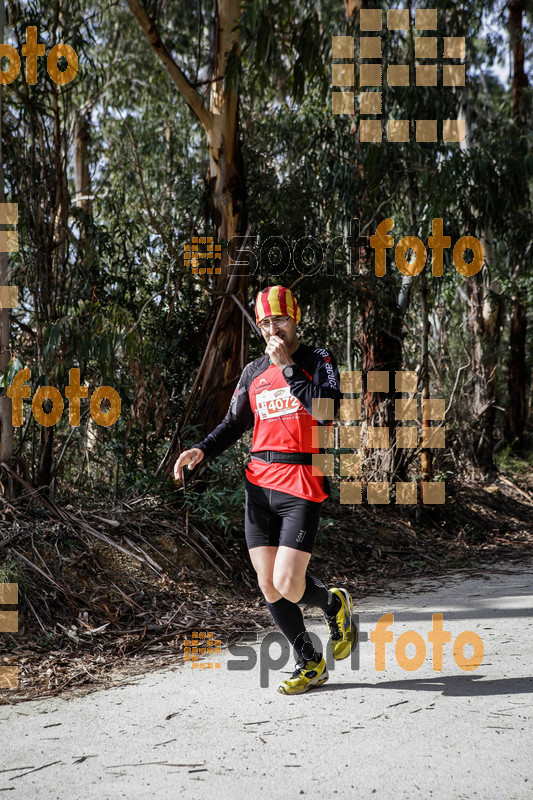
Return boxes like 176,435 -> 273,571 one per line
181,429 -> 252,538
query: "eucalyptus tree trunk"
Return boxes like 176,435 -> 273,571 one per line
127,0 -> 248,443
403,166 -> 432,484
419,271 -> 432,480
35,78 -> 71,488
75,114 -> 92,214
0,2 -> 14,493
350,0 -> 404,483
358,276 -> 403,482
506,0 -> 530,452
466,263 -> 503,471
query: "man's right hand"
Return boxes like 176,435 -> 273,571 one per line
173,448 -> 205,484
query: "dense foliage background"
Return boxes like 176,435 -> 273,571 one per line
1,0 -> 531,513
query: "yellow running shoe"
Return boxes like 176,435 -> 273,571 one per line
325,587 -> 358,660
277,656 -> 329,695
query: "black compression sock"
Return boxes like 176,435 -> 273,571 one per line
326,590 -> 342,617
265,597 -> 318,662
293,631 -> 320,663
266,596 -> 306,648
297,574 -> 331,613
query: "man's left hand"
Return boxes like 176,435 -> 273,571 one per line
265,335 -> 295,369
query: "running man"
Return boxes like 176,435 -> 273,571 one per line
174,285 -> 356,694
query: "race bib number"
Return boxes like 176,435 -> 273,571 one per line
256,386 -> 302,420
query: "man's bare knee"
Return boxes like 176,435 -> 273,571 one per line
273,575 -> 305,603
258,578 -> 282,603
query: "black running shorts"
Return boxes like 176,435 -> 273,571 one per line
244,477 -> 323,553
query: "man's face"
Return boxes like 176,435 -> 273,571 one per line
259,315 -> 298,351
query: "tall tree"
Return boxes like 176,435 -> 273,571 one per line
0,0 -> 15,494
506,0 -> 530,451
127,0 -> 249,439
466,267 -> 503,470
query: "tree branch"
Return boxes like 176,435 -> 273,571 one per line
126,0 -> 213,131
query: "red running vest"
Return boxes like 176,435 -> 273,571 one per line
194,344 -> 341,502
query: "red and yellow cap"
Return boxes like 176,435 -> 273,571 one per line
255,285 -> 301,325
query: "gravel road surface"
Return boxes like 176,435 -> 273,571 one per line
1,560 -> 532,799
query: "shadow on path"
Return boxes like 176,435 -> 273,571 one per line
320,675 -> 533,697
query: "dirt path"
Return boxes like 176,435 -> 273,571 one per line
1,560 -> 532,799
